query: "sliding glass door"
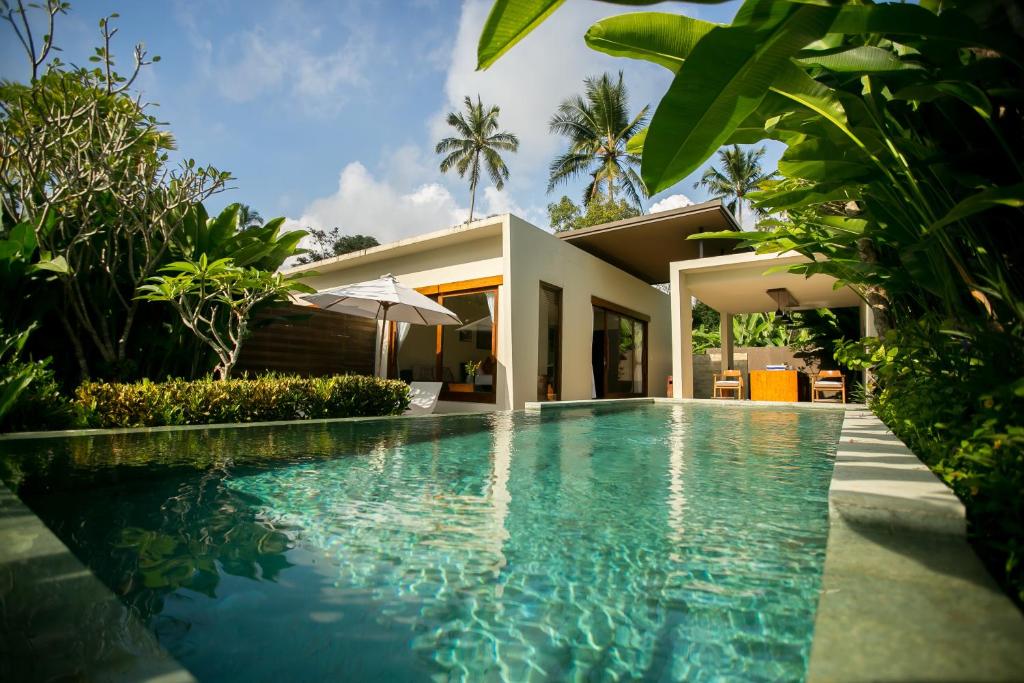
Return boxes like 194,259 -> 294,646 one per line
592,301 -> 647,398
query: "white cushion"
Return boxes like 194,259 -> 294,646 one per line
715,380 -> 741,386
815,380 -> 843,387
404,381 -> 442,415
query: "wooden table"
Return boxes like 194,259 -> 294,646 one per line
749,370 -> 798,402
447,383 -> 475,393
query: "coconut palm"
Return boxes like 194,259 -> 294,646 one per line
548,72 -> 648,208
236,204 -> 264,231
695,145 -> 774,227
436,96 -> 519,224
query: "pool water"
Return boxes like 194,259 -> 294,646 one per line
2,403 -> 843,682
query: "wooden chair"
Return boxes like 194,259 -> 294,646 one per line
713,369 -> 744,400
812,370 -> 846,403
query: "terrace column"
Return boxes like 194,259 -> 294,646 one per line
670,265 -> 694,399
720,312 -> 734,373
859,301 -> 878,395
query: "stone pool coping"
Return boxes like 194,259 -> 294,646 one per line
807,408 -> 1024,682
0,408 -> 496,441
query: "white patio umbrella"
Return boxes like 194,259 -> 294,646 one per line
302,274 -> 461,377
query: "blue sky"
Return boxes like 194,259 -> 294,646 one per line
0,0 -> 779,242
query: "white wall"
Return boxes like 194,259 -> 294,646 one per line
506,216 -> 671,410
294,215 -> 671,412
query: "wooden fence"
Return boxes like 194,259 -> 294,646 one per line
234,304 -> 376,377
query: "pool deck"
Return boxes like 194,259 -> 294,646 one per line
2,400 -> 1023,681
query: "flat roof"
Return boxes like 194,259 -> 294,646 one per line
282,215 -> 503,276
558,200 -> 743,284
674,251 -> 863,313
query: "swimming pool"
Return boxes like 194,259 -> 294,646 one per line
2,403 -> 843,681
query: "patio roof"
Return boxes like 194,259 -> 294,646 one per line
558,200 -> 743,284
674,251 -> 862,314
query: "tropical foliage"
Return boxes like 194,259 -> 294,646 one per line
546,195 -> 640,232
436,95 -> 519,223
548,72 -> 648,208
296,228 -> 380,264
695,145 -> 774,227
477,0 -> 1024,600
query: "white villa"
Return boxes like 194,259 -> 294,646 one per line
285,200 -> 871,412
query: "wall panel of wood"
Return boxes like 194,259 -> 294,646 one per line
234,305 -> 376,377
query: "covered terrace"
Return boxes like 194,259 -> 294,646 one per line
669,251 -> 871,400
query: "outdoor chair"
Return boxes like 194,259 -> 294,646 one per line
812,370 -> 846,403
713,369 -> 744,400
404,382 -> 442,416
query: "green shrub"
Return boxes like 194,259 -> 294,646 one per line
74,374 -> 411,429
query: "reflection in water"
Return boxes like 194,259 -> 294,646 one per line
3,405 -> 843,682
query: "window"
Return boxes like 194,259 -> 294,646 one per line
537,284 -> 562,401
390,279 -> 500,404
592,299 -> 647,398
438,289 -> 497,402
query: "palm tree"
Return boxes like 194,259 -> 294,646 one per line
236,204 -> 264,231
695,145 -> 774,227
436,96 -> 519,223
548,72 -> 648,208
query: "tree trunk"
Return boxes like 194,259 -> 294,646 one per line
468,181 -> 476,224
58,310 -> 91,381
855,236 -> 892,336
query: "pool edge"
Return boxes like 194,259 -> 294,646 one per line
807,409 -> 1024,682
0,485 -> 197,682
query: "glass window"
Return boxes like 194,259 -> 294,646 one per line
537,285 -> 561,401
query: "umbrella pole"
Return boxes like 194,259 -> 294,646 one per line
378,305 -> 389,379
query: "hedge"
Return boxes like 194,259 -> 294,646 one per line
74,374 -> 410,428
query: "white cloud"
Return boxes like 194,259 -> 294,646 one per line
649,194 -> 696,214
286,162 -> 464,244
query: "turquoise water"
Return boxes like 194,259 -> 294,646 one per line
3,403 -> 843,681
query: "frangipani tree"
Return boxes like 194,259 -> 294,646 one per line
0,5 -> 230,378
137,255 -> 313,380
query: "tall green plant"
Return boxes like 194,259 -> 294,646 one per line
548,72 -> 648,207
436,95 -> 520,223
